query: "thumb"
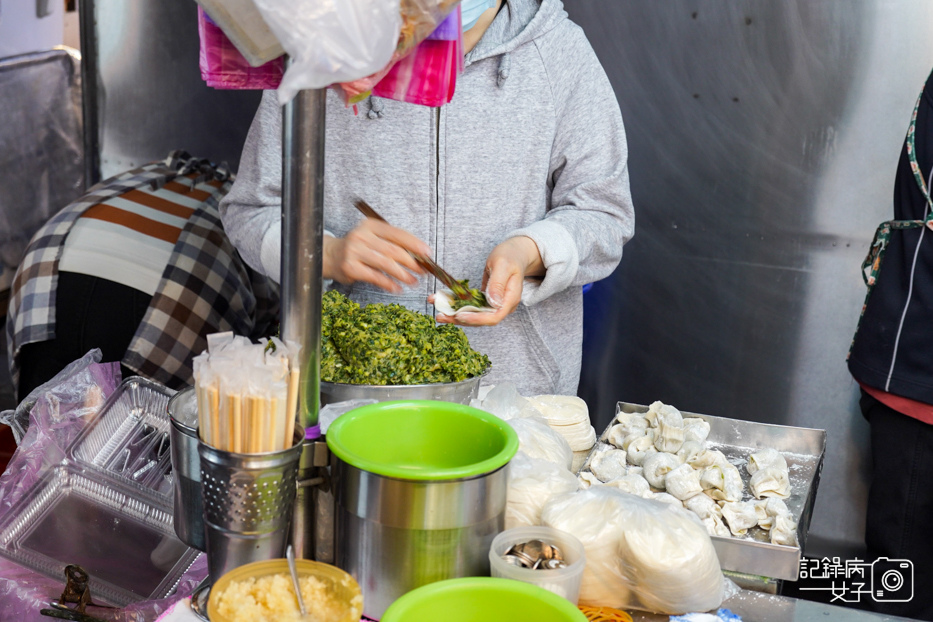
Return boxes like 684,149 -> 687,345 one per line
485,265 -> 509,309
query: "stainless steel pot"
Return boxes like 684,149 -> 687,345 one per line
320,371 -> 485,406
332,459 -> 508,619
168,387 -> 204,551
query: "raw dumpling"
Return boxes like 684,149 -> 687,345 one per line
643,452 -> 681,489
607,423 -> 632,449
747,447 -> 787,475
688,449 -> 729,470
770,512 -> 798,546
654,412 -> 685,453
605,473 -> 651,497
578,471 -> 601,490
749,465 -> 790,499
721,500 -> 760,536
665,463 -> 703,501
645,401 -> 683,427
614,412 -> 649,436
683,417 -> 711,444
703,514 -> 731,538
676,440 -> 704,465
620,430 -> 648,451
626,466 -> 644,478
684,491 -> 722,520
755,497 -> 791,529
627,434 -> 658,466
590,449 -> 629,483
700,463 -> 744,502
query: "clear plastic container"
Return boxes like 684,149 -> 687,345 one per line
488,526 -> 586,604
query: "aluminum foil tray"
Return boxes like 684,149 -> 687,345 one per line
580,402 -> 826,581
0,464 -> 199,606
68,376 -> 176,503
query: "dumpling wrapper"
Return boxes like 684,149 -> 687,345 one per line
665,463 -> 704,501
614,412 -> 649,436
655,417 -> 685,453
755,497 -> 791,530
684,491 -> 722,520
750,465 -> 791,499
608,423 -> 644,449
590,449 -> 629,483
578,471 -> 601,489
646,401 -> 683,429
683,417 -> 711,444
721,500 -> 760,536
747,447 -> 788,475
433,289 -> 496,316
620,430 -> 648,451
627,434 -> 658,466
643,452 -> 681,489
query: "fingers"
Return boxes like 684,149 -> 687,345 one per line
333,219 -> 432,292
441,272 -> 523,327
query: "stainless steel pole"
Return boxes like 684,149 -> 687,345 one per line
281,86 -> 326,559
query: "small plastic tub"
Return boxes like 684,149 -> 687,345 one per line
489,526 -> 586,604
207,558 -> 363,622
380,577 -> 587,622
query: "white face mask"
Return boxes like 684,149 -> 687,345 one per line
461,0 -> 497,31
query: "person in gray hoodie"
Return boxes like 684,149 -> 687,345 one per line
220,0 -> 634,396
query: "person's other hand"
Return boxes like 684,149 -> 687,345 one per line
436,236 -> 544,327
324,218 -> 430,293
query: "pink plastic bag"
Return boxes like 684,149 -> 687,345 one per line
197,7 -> 283,90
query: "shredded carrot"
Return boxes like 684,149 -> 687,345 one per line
578,605 -> 634,622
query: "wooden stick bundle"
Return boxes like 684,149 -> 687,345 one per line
192,333 -> 301,453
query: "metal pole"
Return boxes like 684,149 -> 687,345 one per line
78,0 -> 101,187
281,86 -> 326,559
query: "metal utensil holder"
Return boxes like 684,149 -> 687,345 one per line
199,429 -> 304,583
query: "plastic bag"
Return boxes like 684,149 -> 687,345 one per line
0,349 -> 121,515
252,0 -> 402,104
318,398 -> 378,434
541,487 -> 725,614
509,417 -> 573,470
505,451 -> 578,530
372,33 -> 462,107
198,7 -> 284,90
470,382 -> 543,421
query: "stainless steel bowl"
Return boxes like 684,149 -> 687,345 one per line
320,372 -> 486,406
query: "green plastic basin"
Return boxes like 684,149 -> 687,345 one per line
325,400 -> 518,481
380,577 -> 588,622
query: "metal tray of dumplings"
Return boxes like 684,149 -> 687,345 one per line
67,376 -> 176,504
580,402 -> 826,582
0,463 -> 200,606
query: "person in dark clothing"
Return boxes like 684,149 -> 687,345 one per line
848,70 -> 933,621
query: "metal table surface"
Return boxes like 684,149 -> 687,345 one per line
630,591 -> 916,622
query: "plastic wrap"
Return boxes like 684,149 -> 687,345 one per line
198,7 -> 284,90
0,350 -> 120,514
541,487 -> 725,614
508,417 -> 573,470
470,382 -> 543,421
505,452 -> 578,530
252,0 -> 402,104
319,398 -> 379,434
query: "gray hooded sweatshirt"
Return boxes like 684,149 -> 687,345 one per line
220,0 -> 634,396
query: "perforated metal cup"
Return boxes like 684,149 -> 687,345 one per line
198,429 -> 303,583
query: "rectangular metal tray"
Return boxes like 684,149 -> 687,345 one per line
580,402 -> 826,581
0,464 -> 200,606
67,377 -> 176,504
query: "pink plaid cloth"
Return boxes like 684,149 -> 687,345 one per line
197,7 -> 283,90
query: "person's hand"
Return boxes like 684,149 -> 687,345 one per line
436,236 -> 544,327
324,218 -> 430,293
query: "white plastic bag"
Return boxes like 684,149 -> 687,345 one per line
252,0 -> 401,103
505,452 -> 578,529
471,382 -> 543,421
509,417 -> 574,470
541,487 -> 725,614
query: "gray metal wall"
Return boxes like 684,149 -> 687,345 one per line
88,0 -> 262,178
569,1 -> 933,555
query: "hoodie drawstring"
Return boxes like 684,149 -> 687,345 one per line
497,53 -> 511,88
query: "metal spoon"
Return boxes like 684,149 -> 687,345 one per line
286,545 -> 307,618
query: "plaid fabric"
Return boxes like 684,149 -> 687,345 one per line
6,152 -> 280,390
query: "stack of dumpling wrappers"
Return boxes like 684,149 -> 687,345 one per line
526,395 -> 597,471
581,401 -> 797,547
